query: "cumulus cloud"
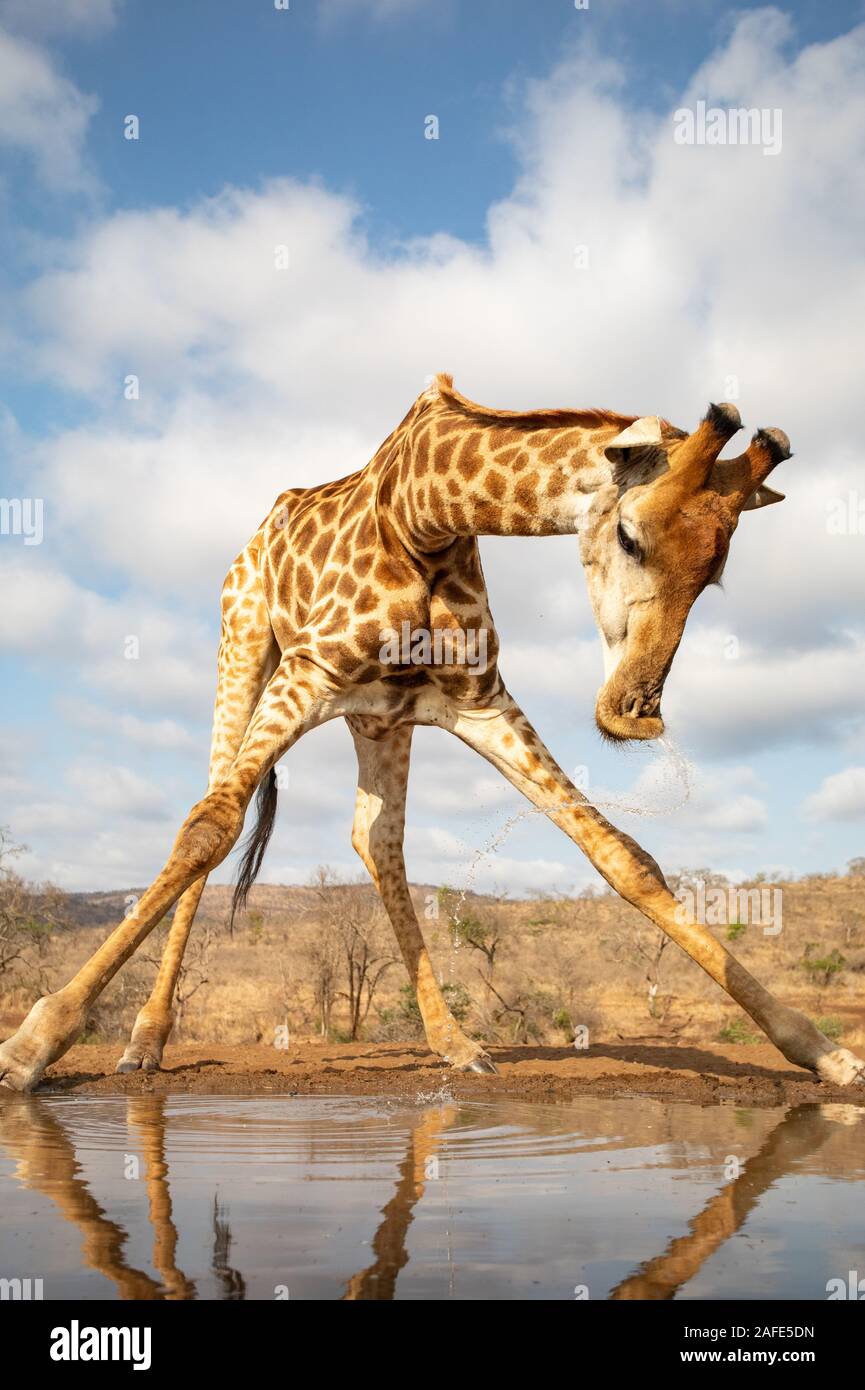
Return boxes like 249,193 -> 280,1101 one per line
0,26 -> 98,191
802,767 -> 865,823
61,699 -> 200,754
0,0 -> 120,38
7,10 -> 865,886
65,759 -> 173,820
404,823 -> 579,897
659,627 -> 865,757
0,557 -> 216,717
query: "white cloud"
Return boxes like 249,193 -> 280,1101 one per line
664,629 -> 865,756
0,26 -> 98,191
0,0 -> 120,38
571,758 -> 769,878
802,767 -> 865,823
629,761 -> 767,835
23,399 -> 369,594
404,824 -> 579,896
6,11 -> 865,887
0,557 -> 216,717
65,759 -> 173,820
61,699 -> 200,754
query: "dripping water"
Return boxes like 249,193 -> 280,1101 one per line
446,733 -> 694,930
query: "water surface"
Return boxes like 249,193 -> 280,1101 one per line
0,1093 -> 862,1300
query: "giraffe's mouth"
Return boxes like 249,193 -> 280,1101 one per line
594,688 -> 664,742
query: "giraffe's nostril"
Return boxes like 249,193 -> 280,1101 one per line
620,690 -> 661,720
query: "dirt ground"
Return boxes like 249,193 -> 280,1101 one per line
33,1038 -> 865,1108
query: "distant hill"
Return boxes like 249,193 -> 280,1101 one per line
59,880 -> 445,928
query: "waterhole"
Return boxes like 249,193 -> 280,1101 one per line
0,1093 -> 862,1300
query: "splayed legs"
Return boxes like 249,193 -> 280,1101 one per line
441,692 -> 864,1088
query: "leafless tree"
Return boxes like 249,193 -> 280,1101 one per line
173,925 -> 214,1032
0,828 -> 66,987
139,923 -> 214,1035
606,920 -> 674,1021
304,921 -> 341,1037
437,888 -> 553,1043
312,867 -> 398,1040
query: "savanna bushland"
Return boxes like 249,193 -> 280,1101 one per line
2,829 -> 863,1057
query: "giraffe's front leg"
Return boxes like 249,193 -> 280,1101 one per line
440,692 -> 865,1088
0,660 -> 337,1092
350,720 -> 496,1074
0,798 -> 243,1093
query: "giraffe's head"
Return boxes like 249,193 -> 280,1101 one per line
580,402 -> 790,742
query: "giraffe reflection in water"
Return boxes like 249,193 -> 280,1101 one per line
610,1103 -> 860,1300
348,1101 -> 864,1299
342,1104 -> 458,1300
0,1095 -> 239,1301
0,1097 -> 861,1299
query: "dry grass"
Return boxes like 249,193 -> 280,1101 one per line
2,869 -> 863,1056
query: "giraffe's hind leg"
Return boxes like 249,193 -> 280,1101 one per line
114,878 -> 208,1074
349,720 -> 496,1074
117,552 -> 279,1073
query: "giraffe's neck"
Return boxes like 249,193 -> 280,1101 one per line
387,403 -> 616,552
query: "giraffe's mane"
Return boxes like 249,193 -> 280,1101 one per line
431,372 -> 638,433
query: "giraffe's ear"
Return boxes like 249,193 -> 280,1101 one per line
741,483 -> 785,511
604,416 -> 666,482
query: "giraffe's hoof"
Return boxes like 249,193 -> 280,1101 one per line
0,1039 -> 43,1093
815,1047 -> 865,1087
115,1048 -> 162,1074
455,1053 -> 498,1076
0,997 -> 83,1093
116,1014 -> 170,1075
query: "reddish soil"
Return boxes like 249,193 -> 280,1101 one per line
33,1038 -> 864,1108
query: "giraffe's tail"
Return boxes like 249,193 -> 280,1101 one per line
229,767 -> 278,932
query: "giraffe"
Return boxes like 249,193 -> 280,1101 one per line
1,373 -> 863,1093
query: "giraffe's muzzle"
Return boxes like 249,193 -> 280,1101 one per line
595,670 -> 666,742
594,692 -> 665,743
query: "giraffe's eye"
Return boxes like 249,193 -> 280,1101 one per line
617,520 -> 640,559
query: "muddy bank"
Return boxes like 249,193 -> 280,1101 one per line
26,1039 -> 865,1108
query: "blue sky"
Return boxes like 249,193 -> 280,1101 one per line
51,0 -> 858,236
1,0 -> 865,894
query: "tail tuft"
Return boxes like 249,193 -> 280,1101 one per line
230,768 -> 278,932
